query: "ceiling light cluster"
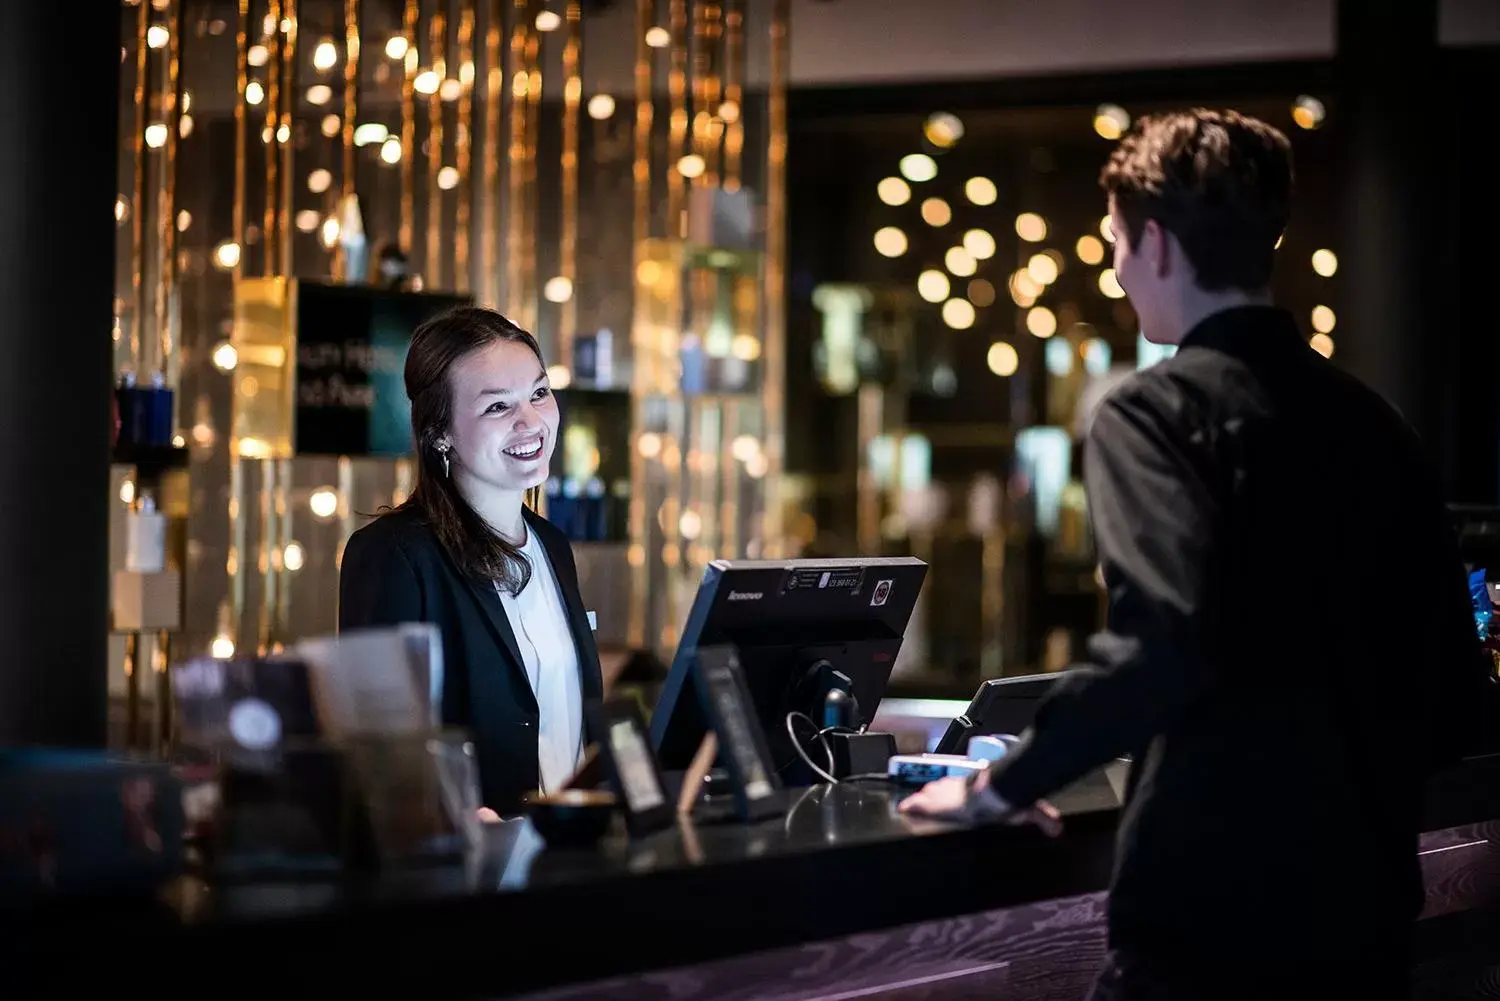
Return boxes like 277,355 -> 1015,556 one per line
867,104 -> 1238,374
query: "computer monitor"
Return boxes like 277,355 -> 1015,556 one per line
933,671 -> 1069,755
650,557 -> 927,784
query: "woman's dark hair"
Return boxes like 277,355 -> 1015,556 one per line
392,306 -> 545,594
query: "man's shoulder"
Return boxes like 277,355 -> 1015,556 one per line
1145,339 -> 1263,402
1093,338 -> 1287,434
1086,364 -> 1194,433
1081,359 -> 1250,474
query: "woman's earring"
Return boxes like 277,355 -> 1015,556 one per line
437,443 -> 451,478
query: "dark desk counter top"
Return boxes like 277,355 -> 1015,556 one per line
13,756 -> 1500,998
13,771 -> 1122,997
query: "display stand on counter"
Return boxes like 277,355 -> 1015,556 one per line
169,626 -> 482,877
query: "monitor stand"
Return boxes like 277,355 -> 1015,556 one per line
663,764 -> 790,826
672,732 -> 721,816
664,735 -> 752,825
934,715 -> 976,755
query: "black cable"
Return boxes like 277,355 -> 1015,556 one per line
774,718 -> 845,776
785,711 -> 838,783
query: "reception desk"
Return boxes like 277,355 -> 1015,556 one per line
13,756 -> 1500,999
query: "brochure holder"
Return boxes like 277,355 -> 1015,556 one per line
170,632 -> 477,877
185,728 -> 480,878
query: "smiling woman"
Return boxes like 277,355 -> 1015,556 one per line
338,307 -> 603,814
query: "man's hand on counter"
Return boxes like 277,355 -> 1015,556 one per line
897,769 -> 1063,837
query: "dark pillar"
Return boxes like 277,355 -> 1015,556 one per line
1447,51 -> 1500,505
0,10 -> 118,744
1335,1 -> 1452,484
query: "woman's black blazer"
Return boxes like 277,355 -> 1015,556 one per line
337,506 -> 604,812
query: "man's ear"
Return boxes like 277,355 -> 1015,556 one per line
1144,219 -> 1172,280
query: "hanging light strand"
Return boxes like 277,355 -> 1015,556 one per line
336,0 -> 361,278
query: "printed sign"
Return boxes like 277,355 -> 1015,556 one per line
294,282 -> 471,457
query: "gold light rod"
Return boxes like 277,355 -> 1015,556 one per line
763,0 -> 789,557
558,0 -> 581,368
665,0 -> 687,234
263,0 -> 283,278
504,0 -> 529,319
455,0 -> 476,292
233,0 -> 250,277
722,0 -> 743,189
626,0 -> 654,650
337,0 -> 361,280
521,6 -> 541,331
130,0 -> 149,373
702,0 -> 723,186
279,0 -> 298,279
690,0 -> 723,186
156,0 -> 186,379
690,0 -> 706,171
481,0 -> 503,305
631,0 -> 653,249
399,0 -> 419,255
425,0 -> 447,288
227,0 -> 252,660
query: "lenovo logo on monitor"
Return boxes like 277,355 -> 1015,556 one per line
727,590 -> 764,602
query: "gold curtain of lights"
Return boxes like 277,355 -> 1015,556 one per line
116,0 -> 787,670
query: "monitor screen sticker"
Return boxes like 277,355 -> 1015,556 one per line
782,566 -> 864,593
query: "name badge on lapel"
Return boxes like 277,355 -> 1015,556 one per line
587,611 -> 597,631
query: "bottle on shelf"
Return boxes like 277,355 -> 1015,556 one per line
115,371 -> 141,448
114,371 -> 176,449
125,494 -> 167,574
582,477 -> 608,542
146,371 -> 174,446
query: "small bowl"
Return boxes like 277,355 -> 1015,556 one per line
524,789 -> 617,848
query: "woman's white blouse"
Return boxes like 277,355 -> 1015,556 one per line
496,531 -> 583,794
